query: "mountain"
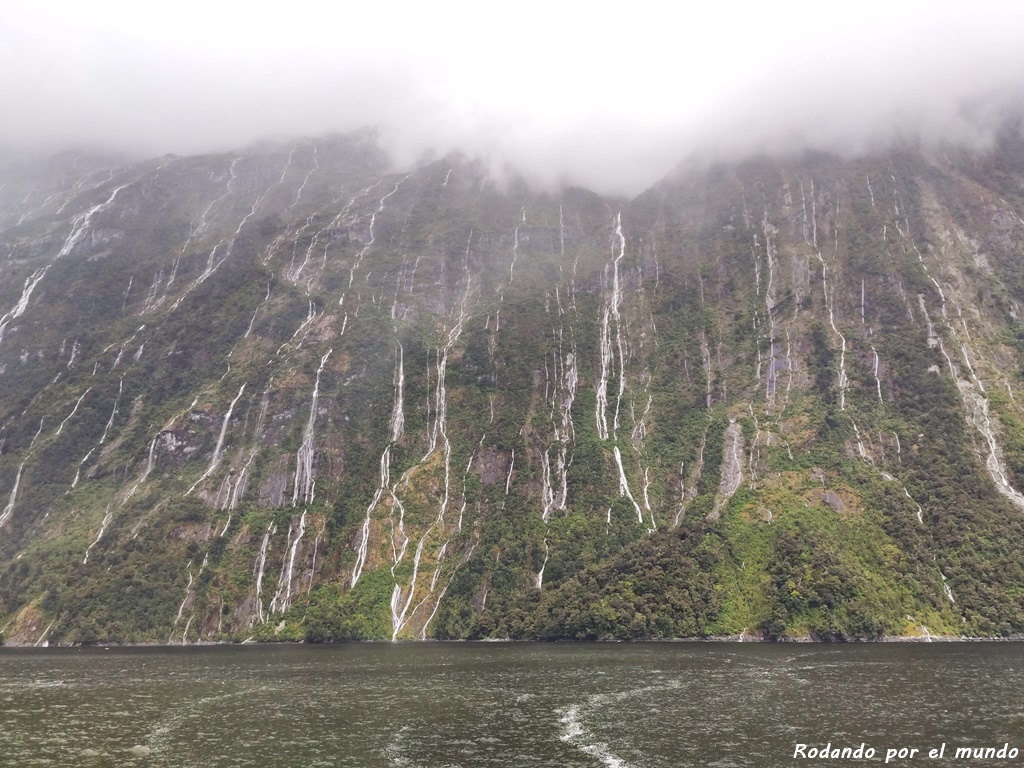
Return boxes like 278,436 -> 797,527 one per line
2,124 -> 1024,645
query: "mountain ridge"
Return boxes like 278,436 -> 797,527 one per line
2,127 -> 1024,645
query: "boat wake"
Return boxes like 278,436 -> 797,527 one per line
557,680 -> 680,768
558,703 -> 629,767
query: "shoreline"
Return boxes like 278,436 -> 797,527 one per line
3,633 -> 1024,649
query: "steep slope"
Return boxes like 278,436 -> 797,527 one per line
1,126 -> 1024,644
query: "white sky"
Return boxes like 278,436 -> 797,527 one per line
2,1 -> 1023,195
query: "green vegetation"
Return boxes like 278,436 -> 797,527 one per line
304,568 -> 393,641
1,134 -> 1024,645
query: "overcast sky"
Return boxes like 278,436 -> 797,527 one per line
3,1 -> 1023,195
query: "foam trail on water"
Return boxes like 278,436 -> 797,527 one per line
557,703 -> 631,768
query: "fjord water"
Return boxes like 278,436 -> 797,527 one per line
1,643 -> 1021,767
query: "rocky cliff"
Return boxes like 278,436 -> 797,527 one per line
2,125 -> 1024,644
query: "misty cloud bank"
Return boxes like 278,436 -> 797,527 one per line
3,2 -> 1023,196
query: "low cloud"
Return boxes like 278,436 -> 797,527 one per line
3,2 -> 1023,196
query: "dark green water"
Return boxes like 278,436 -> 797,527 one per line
1,643 -> 1022,767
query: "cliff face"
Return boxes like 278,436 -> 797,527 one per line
2,126 -> 1024,644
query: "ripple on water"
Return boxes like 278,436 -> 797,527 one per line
1,644 -> 1023,767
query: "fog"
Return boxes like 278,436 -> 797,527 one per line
3,1 -> 1023,196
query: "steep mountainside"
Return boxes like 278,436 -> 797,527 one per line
2,126 -> 1024,644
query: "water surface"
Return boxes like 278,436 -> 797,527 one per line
1,643 -> 1022,766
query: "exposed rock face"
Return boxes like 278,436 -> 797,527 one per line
821,491 -> 845,512
3,127 -> 1024,644
710,420 -> 744,521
